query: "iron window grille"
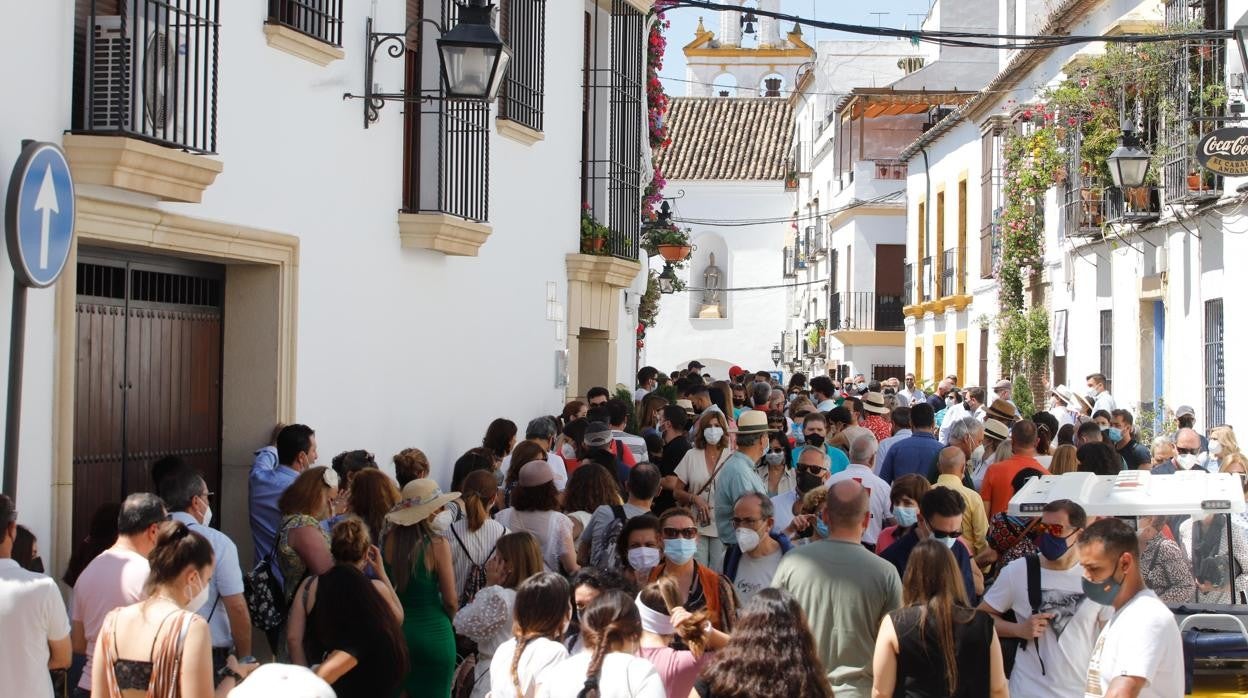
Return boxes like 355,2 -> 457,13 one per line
498,0 -> 546,133
1162,0 -> 1225,205
582,0 -> 644,260
941,249 -> 957,298
979,125 -> 1006,279
74,0 -> 221,154
830,291 -> 904,332
404,0 -> 492,223
1204,298 -> 1225,428
1062,126 -> 1108,238
267,0 -> 343,47
783,246 -> 796,277
903,262 -> 913,306
921,256 -> 933,302
1099,309 -> 1113,392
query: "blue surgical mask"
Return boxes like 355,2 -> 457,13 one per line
893,506 -> 918,528
1037,532 -> 1071,561
814,518 -> 829,538
664,537 -> 698,565
1107,427 -> 1123,443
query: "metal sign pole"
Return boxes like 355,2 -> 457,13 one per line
2,280 -> 26,498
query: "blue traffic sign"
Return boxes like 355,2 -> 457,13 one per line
5,141 -> 75,288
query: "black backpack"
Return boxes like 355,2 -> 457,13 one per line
1000,554 -> 1042,678
449,524 -> 494,608
590,505 -> 629,570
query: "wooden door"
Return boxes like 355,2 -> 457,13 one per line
73,253 -> 223,544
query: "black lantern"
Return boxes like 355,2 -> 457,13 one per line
771,343 -> 782,368
437,0 -> 512,100
658,263 -> 678,294
1106,130 -> 1151,189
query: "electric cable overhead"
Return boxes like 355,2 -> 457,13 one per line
670,190 -> 904,227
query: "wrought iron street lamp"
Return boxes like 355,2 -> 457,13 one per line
771,344 -> 782,368
1106,129 -> 1151,189
658,263 -> 678,294
438,0 -> 512,100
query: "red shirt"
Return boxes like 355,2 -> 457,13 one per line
979,455 -> 1050,517
863,415 -> 892,443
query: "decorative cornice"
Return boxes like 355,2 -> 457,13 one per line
63,134 -> 223,203
263,24 -> 345,66
496,118 -> 545,146
398,212 -> 492,256
565,254 -> 642,289
903,304 -> 924,318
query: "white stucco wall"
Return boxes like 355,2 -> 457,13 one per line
643,180 -> 792,374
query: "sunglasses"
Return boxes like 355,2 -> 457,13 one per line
1033,523 -> 1080,538
797,464 -> 827,475
662,526 -> 699,540
930,528 -> 961,540
1177,447 -> 1201,455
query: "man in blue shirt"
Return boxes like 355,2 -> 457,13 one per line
791,412 -> 850,475
712,411 -> 769,546
882,485 -> 978,603
249,423 -> 317,571
878,403 -> 942,483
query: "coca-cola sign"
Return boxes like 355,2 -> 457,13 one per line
1196,127 -> 1248,175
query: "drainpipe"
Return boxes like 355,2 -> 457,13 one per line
920,145 -> 932,302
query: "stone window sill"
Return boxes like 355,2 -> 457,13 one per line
62,135 -> 224,203
398,212 -> 492,256
496,118 -> 545,146
565,253 -> 642,289
263,23 -> 345,66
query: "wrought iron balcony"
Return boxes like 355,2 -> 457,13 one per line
920,256 -> 933,302
830,291 -> 905,332
903,263 -> 913,306
1105,186 -> 1161,225
1162,0 -> 1225,206
268,0 -> 344,47
1063,186 -> 1107,238
77,1 -> 221,153
782,246 -> 796,278
940,249 -> 957,298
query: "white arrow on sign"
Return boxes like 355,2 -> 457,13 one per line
33,163 -> 59,270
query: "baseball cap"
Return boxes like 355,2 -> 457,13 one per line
1175,405 -> 1195,418
584,421 -> 613,448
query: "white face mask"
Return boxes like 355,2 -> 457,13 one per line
1209,439 -> 1223,456
429,509 -> 454,533
1177,453 -> 1200,470
185,574 -> 211,611
735,527 -> 761,553
628,546 -> 661,571
703,427 -> 725,446
198,497 -> 213,528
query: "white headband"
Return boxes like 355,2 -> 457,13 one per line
635,595 -> 675,635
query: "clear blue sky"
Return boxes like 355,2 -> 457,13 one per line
660,0 -> 935,96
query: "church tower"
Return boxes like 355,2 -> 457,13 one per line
683,1 -> 814,98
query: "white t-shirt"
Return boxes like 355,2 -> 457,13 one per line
770,490 -> 800,534
539,652 -> 665,698
71,547 -> 150,689
826,464 -> 892,545
0,559 -> 71,698
502,451 -> 569,492
1083,590 -> 1183,698
982,558 -> 1109,698
673,448 -> 731,539
490,636 -> 569,698
445,517 -> 508,603
494,509 -> 575,574
734,546 -> 783,606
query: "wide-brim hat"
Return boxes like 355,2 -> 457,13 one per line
735,410 -> 770,434
986,399 -> 1019,424
1050,384 -> 1074,405
386,478 -> 461,527
863,392 -> 888,414
675,399 -> 695,415
984,419 -> 1010,442
1072,391 -> 1093,414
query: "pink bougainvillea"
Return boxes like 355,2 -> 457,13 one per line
641,5 -> 673,221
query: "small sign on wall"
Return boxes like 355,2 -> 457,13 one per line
555,349 -> 568,389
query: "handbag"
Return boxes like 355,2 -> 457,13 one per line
243,530 -> 287,631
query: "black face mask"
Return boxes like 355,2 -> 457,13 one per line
796,470 -> 824,493
733,399 -> 744,407
27,557 -> 44,574
804,433 -> 826,448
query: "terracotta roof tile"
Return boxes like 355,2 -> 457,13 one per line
658,97 -> 794,181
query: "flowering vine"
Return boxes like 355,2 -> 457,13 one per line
998,114 -> 1064,312
642,2 -> 674,221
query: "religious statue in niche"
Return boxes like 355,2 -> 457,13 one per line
698,253 -> 724,319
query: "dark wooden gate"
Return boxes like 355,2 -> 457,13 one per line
73,251 -> 223,544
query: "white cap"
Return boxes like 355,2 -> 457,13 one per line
228,664 -> 335,698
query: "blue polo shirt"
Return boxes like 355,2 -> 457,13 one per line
881,528 -> 978,604
249,446 -> 297,576
878,431 -> 943,483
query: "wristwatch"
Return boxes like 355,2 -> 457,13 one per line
217,665 -> 243,684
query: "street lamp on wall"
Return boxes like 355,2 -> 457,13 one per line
438,0 -> 512,100
771,344 -> 782,368
658,263 -> 678,294
1106,129 -> 1151,189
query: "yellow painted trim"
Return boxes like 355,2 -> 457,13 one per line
933,333 -> 947,348
903,304 -> 924,318
63,134 -> 224,203
956,329 -> 968,343
496,118 -> 545,146
685,26 -> 813,58
948,294 -> 974,311
262,23 -> 345,66
59,196 -> 300,573
398,212 -> 492,256
829,329 -> 906,346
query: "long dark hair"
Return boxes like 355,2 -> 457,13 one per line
901,538 -> 975,695
510,572 -> 570,696
577,589 -> 642,698
699,588 -> 831,698
563,462 -> 623,514
308,565 -> 407,692
483,418 -> 518,459
451,448 -> 495,492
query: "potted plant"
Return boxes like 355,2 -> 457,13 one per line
580,206 -> 609,255
784,170 -> 799,190
1187,169 -> 1204,192
641,222 -> 692,262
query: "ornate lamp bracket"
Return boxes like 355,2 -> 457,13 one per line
343,17 -> 447,129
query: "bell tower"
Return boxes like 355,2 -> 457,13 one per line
683,3 -> 814,98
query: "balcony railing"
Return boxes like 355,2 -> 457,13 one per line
268,0 -> 344,47
940,249 -> 957,298
921,256 -> 933,302
1063,186 -> 1106,238
1105,186 -> 1161,225
78,0 -> 221,153
1162,0 -> 1225,205
903,263 -> 913,306
874,160 -> 906,180
782,246 -> 796,277
830,291 -> 905,332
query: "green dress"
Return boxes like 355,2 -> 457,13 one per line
387,549 -> 455,697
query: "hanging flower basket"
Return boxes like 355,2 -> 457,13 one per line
656,244 -> 691,262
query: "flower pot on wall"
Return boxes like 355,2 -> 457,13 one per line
656,244 -> 691,262
1187,172 -> 1203,191
582,237 -> 607,254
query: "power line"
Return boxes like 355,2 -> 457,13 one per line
671,190 -> 905,227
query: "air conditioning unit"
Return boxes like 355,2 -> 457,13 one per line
88,15 -> 192,137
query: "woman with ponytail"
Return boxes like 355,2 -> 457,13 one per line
871,538 -> 1006,697
636,578 -> 729,698
488,572 -> 571,698
543,589 -> 663,698
446,470 -> 508,605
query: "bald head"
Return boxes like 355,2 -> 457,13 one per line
823,479 -> 869,539
1175,428 -> 1201,452
938,446 -> 967,476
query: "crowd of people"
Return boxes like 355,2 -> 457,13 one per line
4,362 -> 1246,697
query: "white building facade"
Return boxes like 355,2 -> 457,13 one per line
1,0 -> 652,575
